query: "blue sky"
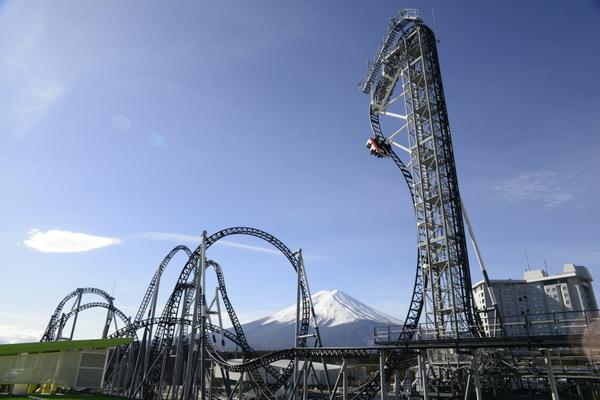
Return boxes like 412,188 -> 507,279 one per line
1,0 -> 599,342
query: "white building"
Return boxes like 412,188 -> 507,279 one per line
472,263 -> 597,336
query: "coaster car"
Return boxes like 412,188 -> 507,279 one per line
366,136 -> 391,158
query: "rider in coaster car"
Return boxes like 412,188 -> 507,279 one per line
366,136 -> 390,158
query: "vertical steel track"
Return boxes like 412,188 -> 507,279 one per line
365,10 -> 479,340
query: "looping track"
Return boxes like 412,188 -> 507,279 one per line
134,227 -> 315,396
48,302 -> 134,339
42,287 -> 117,342
40,229 -> 310,397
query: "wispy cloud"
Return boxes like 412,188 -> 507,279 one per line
137,231 -> 198,243
0,325 -> 41,344
24,229 -> 120,253
9,79 -> 65,135
0,4 -> 65,136
137,231 -> 331,261
138,231 -> 280,255
494,171 -> 578,208
218,240 -> 282,255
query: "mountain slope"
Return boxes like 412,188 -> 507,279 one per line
235,289 -> 401,350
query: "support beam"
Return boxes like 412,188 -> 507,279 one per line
473,363 -> 482,400
102,300 -> 114,339
302,361 -> 307,400
328,360 -> 346,400
379,350 -> 386,400
418,351 -> 428,400
68,292 -> 83,340
380,111 -> 407,120
171,295 -> 188,399
463,373 -> 471,400
239,371 -> 244,400
183,231 -> 207,400
199,230 -> 207,400
464,352 -> 482,400
462,202 -> 504,336
544,349 -> 560,400
342,361 -> 347,400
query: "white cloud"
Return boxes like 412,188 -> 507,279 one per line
23,229 -> 120,253
494,171 -> 575,208
0,325 -> 41,344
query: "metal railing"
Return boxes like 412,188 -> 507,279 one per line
374,309 -> 600,343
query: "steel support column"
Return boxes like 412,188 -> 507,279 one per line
418,350 -> 428,400
544,349 -> 560,400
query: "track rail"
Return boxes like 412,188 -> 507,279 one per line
47,302 -> 135,341
135,245 -> 193,323
108,317 -> 242,348
142,227 -> 313,396
42,287 -> 115,342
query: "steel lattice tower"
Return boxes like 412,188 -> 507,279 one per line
365,10 -> 478,339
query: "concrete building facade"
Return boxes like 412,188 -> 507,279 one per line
472,263 -> 597,336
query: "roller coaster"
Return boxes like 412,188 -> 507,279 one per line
40,9 -> 600,400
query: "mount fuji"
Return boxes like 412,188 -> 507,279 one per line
235,289 -> 402,350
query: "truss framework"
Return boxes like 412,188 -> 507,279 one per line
367,11 -> 478,340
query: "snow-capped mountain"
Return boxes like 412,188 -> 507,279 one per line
236,289 -> 402,350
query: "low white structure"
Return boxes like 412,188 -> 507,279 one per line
265,360 -> 342,386
0,338 -> 131,395
214,359 -> 346,386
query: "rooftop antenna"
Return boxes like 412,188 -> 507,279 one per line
543,257 -> 549,275
524,247 -> 532,271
